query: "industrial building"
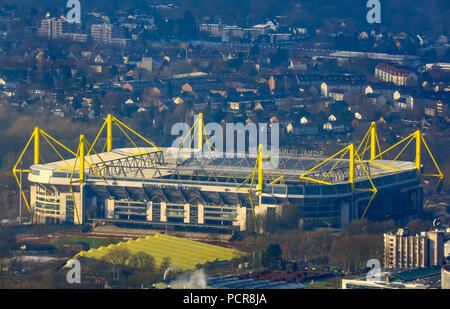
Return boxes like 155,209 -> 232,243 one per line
14,115 -> 443,233
157,276 -> 305,289
342,265 -> 443,289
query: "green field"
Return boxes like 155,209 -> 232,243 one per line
51,236 -> 122,249
75,233 -> 246,271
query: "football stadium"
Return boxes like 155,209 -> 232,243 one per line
13,114 -> 443,232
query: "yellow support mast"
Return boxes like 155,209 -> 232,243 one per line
370,122 -> 376,161
415,130 -> 421,175
349,144 -> 355,190
257,144 -> 263,195
34,127 -> 40,164
357,121 -> 382,161
299,143 -> 377,219
197,113 -> 204,151
13,127 -> 77,213
369,129 -> 443,182
106,114 -> 113,152
236,144 -> 285,216
79,135 -> 85,184
87,114 -> 162,156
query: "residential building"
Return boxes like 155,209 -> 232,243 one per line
384,228 -> 445,269
137,57 -> 153,72
199,23 -> 221,36
38,18 -> 82,40
366,93 -> 387,106
288,58 -> 307,71
90,24 -> 128,46
394,97 -> 414,110
375,63 -> 418,86
424,63 -> 450,72
328,89 -> 345,101
443,265 -> 450,289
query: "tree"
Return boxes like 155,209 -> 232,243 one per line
423,49 -> 437,63
0,227 -> 16,257
42,72 -> 54,87
306,228 -> 333,265
275,203 -> 301,230
179,10 -> 197,40
128,251 -> 155,271
72,97 -> 81,111
442,48 -> 450,62
342,219 -> 396,236
91,96 -> 101,117
330,234 -> 383,273
277,97 -> 293,115
238,62 -> 257,76
102,247 -> 131,266
270,49 -> 288,67
262,243 -> 282,270
159,257 -> 171,272
406,219 -> 433,235
249,45 -> 260,59
109,65 -> 119,79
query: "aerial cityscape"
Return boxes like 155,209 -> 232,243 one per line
0,0 -> 449,294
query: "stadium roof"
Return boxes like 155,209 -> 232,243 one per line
31,147 -> 416,186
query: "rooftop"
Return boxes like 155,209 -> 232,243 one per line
29,146 -> 417,186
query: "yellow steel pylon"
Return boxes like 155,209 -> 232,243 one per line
87,114 -> 162,156
357,121 -> 382,161
299,144 -> 377,219
177,113 -> 216,152
237,144 -> 285,216
368,130 -> 443,179
13,127 -> 77,212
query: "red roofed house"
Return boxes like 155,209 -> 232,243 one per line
375,63 -> 418,86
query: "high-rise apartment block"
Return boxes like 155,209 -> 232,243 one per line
384,228 -> 444,269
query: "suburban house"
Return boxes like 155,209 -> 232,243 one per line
394,97 -> 414,110
365,83 -> 397,103
393,90 -> 415,110
323,122 -> 347,132
328,89 -> 346,101
320,77 -> 366,97
366,93 -> 387,106
288,58 -> 308,71
300,116 -> 309,124
328,114 -> 337,122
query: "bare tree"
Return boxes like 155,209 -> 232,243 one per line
102,247 -> 132,266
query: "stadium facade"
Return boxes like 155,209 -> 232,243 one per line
14,115 -> 443,233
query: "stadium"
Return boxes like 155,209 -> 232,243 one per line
14,114 -> 443,233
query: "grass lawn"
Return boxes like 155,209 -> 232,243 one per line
51,236 -> 122,249
76,234 -> 246,271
